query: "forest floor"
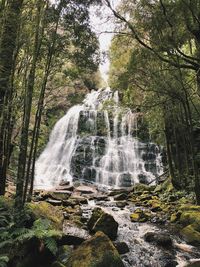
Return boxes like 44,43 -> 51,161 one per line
2,179 -> 200,267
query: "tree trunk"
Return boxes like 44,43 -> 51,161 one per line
15,1 -> 42,209
0,0 -> 23,195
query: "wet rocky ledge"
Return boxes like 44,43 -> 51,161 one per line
29,180 -> 200,267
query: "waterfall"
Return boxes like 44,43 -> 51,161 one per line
34,88 -> 163,189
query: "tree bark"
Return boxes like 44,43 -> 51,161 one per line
0,0 -> 23,195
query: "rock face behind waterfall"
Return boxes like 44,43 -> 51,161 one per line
34,88 -> 163,189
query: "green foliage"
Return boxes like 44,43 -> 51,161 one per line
0,200 -> 62,264
0,256 -> 9,267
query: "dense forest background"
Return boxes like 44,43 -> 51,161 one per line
0,0 -> 200,208
107,0 -> 200,204
0,0 -> 102,209
1,1 -> 200,266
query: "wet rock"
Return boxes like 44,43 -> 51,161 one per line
62,199 -> 77,208
59,181 -> 70,186
118,173 -> 132,187
47,199 -> 62,206
94,195 -> 109,201
133,183 -> 154,193
70,195 -> 88,204
116,201 -> 127,208
159,254 -> 178,267
180,225 -> 200,245
114,193 -> 128,201
130,209 -> 150,223
60,222 -> 90,246
66,231 -> 125,267
185,260 -> 200,267
109,189 -> 131,196
50,190 -> 72,201
144,232 -> 173,248
87,207 -> 118,240
75,185 -> 97,195
114,242 -> 129,254
56,185 -> 74,191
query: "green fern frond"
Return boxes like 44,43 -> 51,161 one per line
11,227 -> 30,238
0,255 -> 9,267
0,240 -> 13,249
44,237 -> 58,255
14,230 -> 35,243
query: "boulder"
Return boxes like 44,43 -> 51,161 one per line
60,222 -> 90,246
179,211 -> 200,227
75,185 -> 97,195
114,242 -> 129,254
47,199 -> 62,206
87,207 -> 118,240
27,201 -> 63,230
180,225 -> 200,245
130,209 -> 150,223
50,190 -> 72,201
56,185 -> 74,191
66,231 -> 125,267
114,193 -> 128,201
116,201 -> 127,208
144,232 -> 173,248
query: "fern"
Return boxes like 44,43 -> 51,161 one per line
44,237 -> 58,255
0,255 -> 9,267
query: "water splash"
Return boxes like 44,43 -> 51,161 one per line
34,88 -> 163,189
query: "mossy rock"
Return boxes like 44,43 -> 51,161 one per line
27,201 -> 63,230
154,178 -> 174,193
170,213 -> 178,223
148,199 -> 162,211
88,208 -> 118,240
133,183 -> 153,193
66,231 -> 124,267
180,225 -> 200,245
130,210 -> 150,222
179,205 -> 200,212
179,211 -> 200,227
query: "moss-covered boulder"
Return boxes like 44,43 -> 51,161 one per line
180,225 -> 200,245
144,232 -> 173,247
87,208 -> 118,240
66,231 -> 124,267
179,211 -> 200,227
130,209 -> 150,222
27,201 -> 63,230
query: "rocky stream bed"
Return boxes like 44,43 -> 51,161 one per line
29,179 -> 200,267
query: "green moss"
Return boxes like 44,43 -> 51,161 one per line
27,201 -> 63,230
180,225 -> 200,245
179,211 -> 200,227
66,231 -> 124,267
130,210 -> 150,222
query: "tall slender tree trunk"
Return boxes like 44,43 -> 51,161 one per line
15,1 -> 42,209
24,2 -> 63,202
0,0 -> 23,195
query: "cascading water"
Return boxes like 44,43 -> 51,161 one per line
34,88 -> 163,189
